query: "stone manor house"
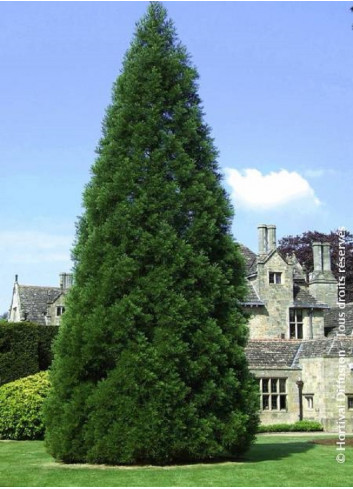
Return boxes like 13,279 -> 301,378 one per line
9,273 -> 73,326
8,225 -> 353,431
242,224 -> 353,432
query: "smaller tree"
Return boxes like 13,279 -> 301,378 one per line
278,230 -> 353,303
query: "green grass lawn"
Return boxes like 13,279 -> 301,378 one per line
0,435 -> 352,487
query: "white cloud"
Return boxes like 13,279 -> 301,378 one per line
225,168 -> 321,210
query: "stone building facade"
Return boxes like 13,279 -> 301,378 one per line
243,225 -> 353,431
8,273 -> 73,326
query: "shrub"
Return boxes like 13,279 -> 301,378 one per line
0,323 -> 59,386
0,371 -> 50,440
291,421 -> 324,432
257,421 -> 323,433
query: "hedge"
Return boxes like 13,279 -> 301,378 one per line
0,371 -> 50,440
0,323 -> 59,386
257,421 -> 324,433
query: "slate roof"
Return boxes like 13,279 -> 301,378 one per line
18,285 -> 61,325
245,340 -> 301,368
246,337 -> 353,369
239,244 -> 257,276
242,282 -> 265,306
325,303 -> 353,336
292,337 -> 353,367
293,284 -> 328,309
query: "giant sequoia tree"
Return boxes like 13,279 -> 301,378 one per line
44,3 -> 258,465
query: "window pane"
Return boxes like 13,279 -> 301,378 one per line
271,395 -> 278,410
57,306 -> 65,316
263,395 -> 269,410
297,323 -> 303,339
262,379 -> 269,393
290,324 -> 296,339
271,379 -> 278,393
275,273 -> 282,284
289,309 -> 295,322
348,397 -> 353,410
279,379 -> 286,393
269,273 -> 274,284
296,309 -> 303,322
280,395 -> 286,410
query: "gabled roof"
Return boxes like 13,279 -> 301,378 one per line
18,285 -> 62,325
257,247 -> 289,267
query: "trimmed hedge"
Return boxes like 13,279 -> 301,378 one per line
38,326 -> 59,371
257,421 -> 324,433
0,323 -> 59,386
0,371 -> 50,440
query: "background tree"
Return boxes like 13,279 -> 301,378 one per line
278,229 -> 353,303
44,2 -> 258,465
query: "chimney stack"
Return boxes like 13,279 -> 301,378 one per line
258,224 -> 277,254
322,243 -> 332,272
267,225 -> 277,252
311,242 -> 332,273
60,273 -> 73,290
309,241 -> 337,308
312,242 -> 323,271
258,224 -> 267,254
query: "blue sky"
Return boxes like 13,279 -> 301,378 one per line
1,1 -> 352,312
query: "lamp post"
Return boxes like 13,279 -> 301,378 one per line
296,380 -> 304,421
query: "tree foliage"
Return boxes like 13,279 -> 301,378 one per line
278,229 -> 353,303
44,2 -> 258,465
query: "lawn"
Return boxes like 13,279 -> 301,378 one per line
0,434 -> 352,487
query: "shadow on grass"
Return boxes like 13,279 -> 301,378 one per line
43,442 -> 315,469
243,440 -> 315,463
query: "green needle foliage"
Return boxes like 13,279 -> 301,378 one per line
44,2 -> 259,465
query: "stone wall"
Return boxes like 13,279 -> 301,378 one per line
299,356 -> 353,432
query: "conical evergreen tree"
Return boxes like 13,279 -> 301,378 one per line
44,2 -> 259,465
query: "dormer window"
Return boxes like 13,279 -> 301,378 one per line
269,272 -> 282,284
